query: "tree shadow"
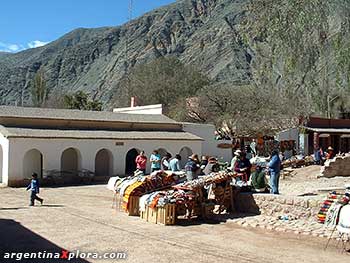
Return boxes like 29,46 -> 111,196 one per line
0,219 -> 90,263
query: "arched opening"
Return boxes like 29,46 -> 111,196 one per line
0,145 -> 3,183
95,149 -> 113,177
158,148 -> 169,158
125,148 -> 140,175
61,148 -> 81,174
179,147 -> 193,168
23,149 -> 43,179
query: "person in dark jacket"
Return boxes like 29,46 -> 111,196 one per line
234,153 -> 252,182
268,150 -> 281,194
26,173 -> 43,206
184,154 -> 200,181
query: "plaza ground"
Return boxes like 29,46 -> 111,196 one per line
0,184 -> 349,263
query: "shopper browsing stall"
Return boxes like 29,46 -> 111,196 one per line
150,150 -> 161,172
161,152 -> 172,170
185,154 -> 200,181
135,151 -> 147,174
234,152 -> 252,182
169,154 -> 182,172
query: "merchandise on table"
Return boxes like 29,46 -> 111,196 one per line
317,191 -> 349,224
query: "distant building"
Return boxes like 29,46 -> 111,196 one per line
278,117 -> 350,155
0,106 -> 202,186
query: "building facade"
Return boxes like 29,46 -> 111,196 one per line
0,106 -> 202,186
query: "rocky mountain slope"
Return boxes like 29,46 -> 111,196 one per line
0,0 -> 251,106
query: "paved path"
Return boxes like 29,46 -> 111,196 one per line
0,185 -> 348,263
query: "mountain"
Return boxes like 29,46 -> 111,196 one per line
0,0 -> 251,106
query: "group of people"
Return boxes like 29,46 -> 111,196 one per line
314,146 -> 335,165
228,148 -> 281,195
135,150 -> 183,174
135,150 -> 222,182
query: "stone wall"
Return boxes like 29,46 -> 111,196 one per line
320,154 -> 350,178
234,192 -> 323,220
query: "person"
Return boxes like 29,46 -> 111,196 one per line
268,149 -> 281,195
251,165 -> 268,192
135,151 -> 147,174
228,149 -> 241,171
234,152 -> 252,182
26,173 -> 43,206
314,147 -> 325,165
169,154 -> 181,172
184,154 -> 200,181
245,145 -> 254,160
326,146 -> 335,160
200,155 -> 208,171
161,152 -> 172,170
150,150 -> 161,172
203,157 -> 220,175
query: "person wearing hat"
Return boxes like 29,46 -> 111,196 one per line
326,146 -> 335,160
234,152 -> 252,182
26,173 -> 43,206
184,154 -> 200,181
228,149 -> 241,171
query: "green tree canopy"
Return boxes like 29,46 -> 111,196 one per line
64,91 -> 102,111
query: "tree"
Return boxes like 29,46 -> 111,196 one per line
31,70 -> 48,107
64,91 -> 102,111
240,0 -> 350,118
185,83 -> 303,137
112,57 -> 210,117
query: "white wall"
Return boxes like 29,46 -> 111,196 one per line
6,137 -> 202,182
182,123 -> 232,163
0,134 -> 9,185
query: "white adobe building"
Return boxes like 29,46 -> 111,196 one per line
0,105 -> 232,186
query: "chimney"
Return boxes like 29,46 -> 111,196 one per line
131,96 -> 136,107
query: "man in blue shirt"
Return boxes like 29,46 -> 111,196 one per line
169,154 -> 182,172
268,150 -> 281,194
26,173 -> 43,206
150,150 -> 161,172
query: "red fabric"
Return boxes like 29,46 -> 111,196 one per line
135,155 -> 147,170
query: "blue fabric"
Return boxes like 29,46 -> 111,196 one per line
185,159 -> 198,172
26,179 -> 40,194
268,154 -> 281,173
270,171 -> 280,194
169,158 -> 181,172
150,154 -> 161,169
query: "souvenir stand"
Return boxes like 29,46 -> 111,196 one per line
113,170 -> 185,216
138,171 -> 236,225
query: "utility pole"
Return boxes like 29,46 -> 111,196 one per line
125,0 -> 133,71
327,95 -> 339,119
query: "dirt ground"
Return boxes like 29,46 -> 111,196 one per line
279,165 -> 350,196
0,185 -> 348,263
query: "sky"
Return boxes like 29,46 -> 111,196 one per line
0,0 -> 175,53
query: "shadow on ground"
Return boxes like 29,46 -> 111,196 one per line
176,212 -> 259,227
0,219 -> 90,263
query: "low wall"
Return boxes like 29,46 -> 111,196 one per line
235,192 -> 322,219
320,155 -> 350,178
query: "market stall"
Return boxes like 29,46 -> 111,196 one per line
109,170 -> 236,225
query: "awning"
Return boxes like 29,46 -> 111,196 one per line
341,134 -> 350,138
306,127 -> 350,134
